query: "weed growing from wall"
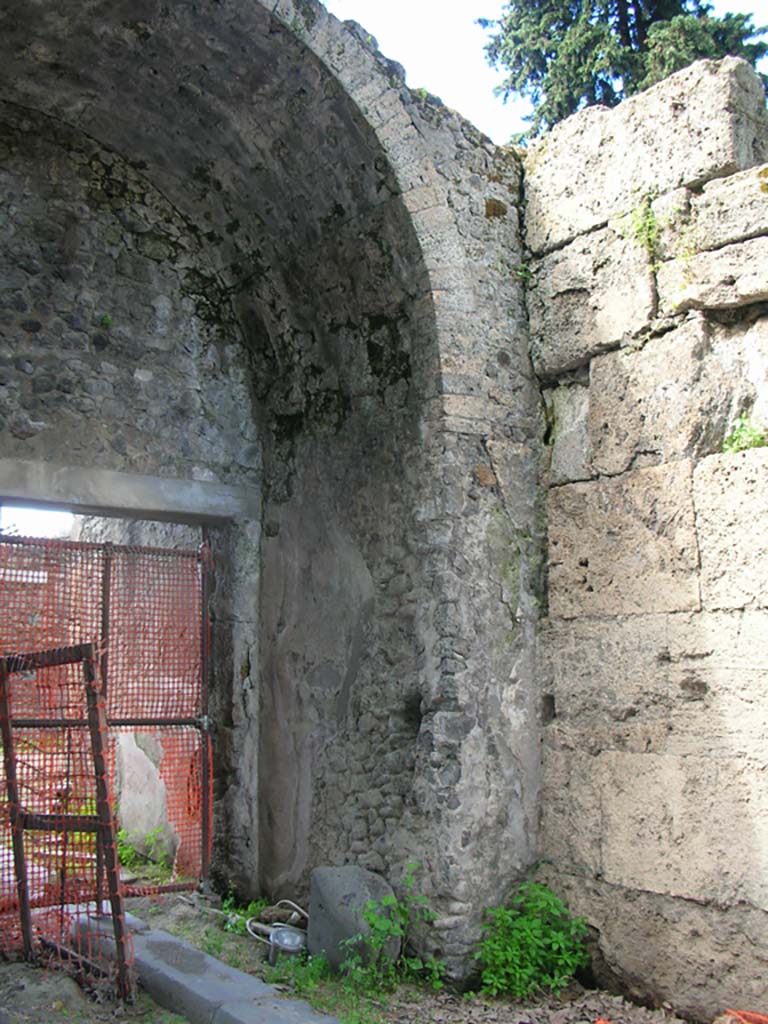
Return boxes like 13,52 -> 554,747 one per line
723,413 -> 768,453
618,193 -> 661,268
614,190 -> 673,270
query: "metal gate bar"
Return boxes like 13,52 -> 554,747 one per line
200,533 -> 212,881
82,647 -> 131,1000
0,659 -> 34,958
0,643 -> 132,998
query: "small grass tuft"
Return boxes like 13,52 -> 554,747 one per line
723,413 -> 768,454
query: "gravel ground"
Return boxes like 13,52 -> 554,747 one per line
384,984 -> 687,1024
0,960 -> 186,1024
0,895 -> 694,1024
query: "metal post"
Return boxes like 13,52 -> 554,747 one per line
199,529 -> 212,881
100,544 -> 112,703
0,663 -> 35,961
82,649 -> 133,1001
98,543 -> 112,917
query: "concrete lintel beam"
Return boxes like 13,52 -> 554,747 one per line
0,459 -> 260,524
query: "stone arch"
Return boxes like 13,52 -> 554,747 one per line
0,0 -> 473,397
0,0 -> 542,973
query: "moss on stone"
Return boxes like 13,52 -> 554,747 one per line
291,0 -> 318,33
485,198 -> 508,219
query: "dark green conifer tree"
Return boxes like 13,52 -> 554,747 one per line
481,0 -> 767,138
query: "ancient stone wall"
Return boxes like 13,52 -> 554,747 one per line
0,0 -> 541,978
526,57 -> 768,1017
3,0 -> 766,1009
0,107 -> 259,484
249,22 -> 543,975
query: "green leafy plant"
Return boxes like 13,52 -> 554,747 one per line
116,825 -> 173,883
262,867 -> 444,1024
617,193 -> 661,266
116,828 -> 141,870
629,195 -> 659,259
221,890 -> 269,934
265,952 -> 332,997
723,413 -> 768,454
341,862 -> 446,992
144,825 -> 172,869
265,955 -> 384,1024
475,881 -> 589,998
99,313 -> 112,328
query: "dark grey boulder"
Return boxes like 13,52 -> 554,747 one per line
306,866 -> 400,971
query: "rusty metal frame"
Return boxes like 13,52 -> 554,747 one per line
0,643 -> 132,997
81,647 -> 132,1000
0,658 -> 35,959
0,533 -> 213,991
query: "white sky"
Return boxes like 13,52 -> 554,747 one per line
0,505 -> 73,538
323,0 -> 768,143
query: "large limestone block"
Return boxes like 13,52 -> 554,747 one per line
538,613 -> 671,723
657,235 -> 768,313
525,58 -> 768,254
664,608 -> 768,757
540,748 -> 768,917
741,315 -> 768,426
694,164 -> 768,242
539,610 -> 768,757
655,164 -> 768,261
545,385 -> 591,484
539,746 -> 601,874
694,448 -> 768,610
548,461 -> 700,617
541,745 -> 768,907
529,227 -> 655,377
588,316 -> 741,475
598,751 -> 768,906
535,868 -> 768,1020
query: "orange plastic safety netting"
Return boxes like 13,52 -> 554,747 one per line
0,534 -> 211,995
